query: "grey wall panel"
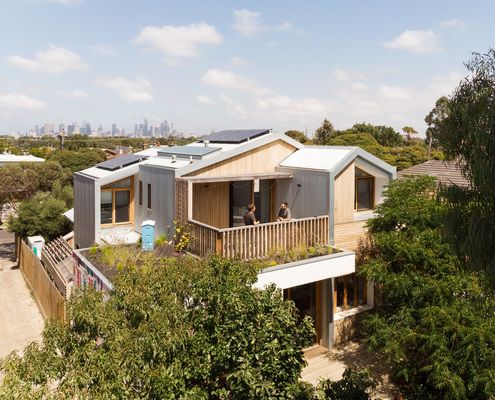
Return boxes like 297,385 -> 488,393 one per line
276,169 -> 330,219
137,166 -> 176,239
74,174 -> 96,248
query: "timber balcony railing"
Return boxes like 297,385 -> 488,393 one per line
188,215 -> 329,260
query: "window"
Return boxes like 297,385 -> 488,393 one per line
147,183 -> 152,209
100,177 -> 133,226
334,273 -> 367,313
139,180 -> 143,206
355,168 -> 374,211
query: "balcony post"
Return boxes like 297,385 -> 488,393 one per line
215,231 -> 223,256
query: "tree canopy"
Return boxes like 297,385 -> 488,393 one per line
313,119 -> 335,145
285,130 -> 311,144
48,148 -> 107,173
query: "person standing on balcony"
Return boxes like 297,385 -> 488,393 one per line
277,202 -> 291,221
243,203 -> 259,226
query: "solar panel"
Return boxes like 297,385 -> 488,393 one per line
157,145 -> 221,159
96,154 -> 148,171
199,129 -> 270,144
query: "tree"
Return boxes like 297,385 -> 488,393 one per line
435,49 -> 495,283
346,123 -> 403,147
285,130 -> 311,144
401,126 -> 417,140
425,96 -> 450,157
48,148 -> 107,173
7,182 -> 73,240
359,176 -> 495,399
313,119 -> 335,145
0,255 -> 315,398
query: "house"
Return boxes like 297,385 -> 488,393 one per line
73,129 -> 396,347
397,159 -> 469,187
0,153 -> 45,167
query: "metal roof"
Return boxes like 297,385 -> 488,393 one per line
279,148 -> 353,171
199,129 -> 270,143
157,145 -> 221,158
96,154 -> 148,171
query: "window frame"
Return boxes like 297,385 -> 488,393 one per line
333,273 -> 367,313
354,168 -> 375,211
100,176 -> 134,227
138,180 -> 143,207
147,183 -> 152,210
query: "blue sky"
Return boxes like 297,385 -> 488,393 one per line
1,0 -> 494,136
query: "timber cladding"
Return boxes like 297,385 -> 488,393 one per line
185,140 -> 297,177
192,182 -> 230,228
175,179 -> 189,225
334,161 -> 355,224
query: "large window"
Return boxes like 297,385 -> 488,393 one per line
100,177 -> 133,226
334,273 -> 367,313
355,168 -> 374,211
147,183 -> 152,210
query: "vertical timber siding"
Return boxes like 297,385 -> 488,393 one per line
186,140 -> 297,177
175,179 -> 189,226
333,161 -> 355,224
192,181 -> 230,228
74,174 -> 95,248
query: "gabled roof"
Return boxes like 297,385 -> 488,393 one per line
199,129 -> 270,144
397,160 -> 469,187
278,146 -> 396,177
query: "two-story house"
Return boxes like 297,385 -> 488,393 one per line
73,129 -> 396,347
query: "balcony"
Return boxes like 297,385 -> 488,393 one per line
188,215 -> 329,260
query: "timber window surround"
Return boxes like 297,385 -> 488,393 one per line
100,177 -> 134,226
334,273 -> 367,313
147,183 -> 152,210
355,168 -> 374,211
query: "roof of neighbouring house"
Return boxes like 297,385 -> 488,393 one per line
0,154 -> 45,164
199,129 -> 270,144
397,159 -> 469,187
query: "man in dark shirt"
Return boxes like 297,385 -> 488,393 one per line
277,202 -> 291,221
243,203 -> 259,226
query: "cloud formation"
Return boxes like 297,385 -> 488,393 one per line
440,19 -> 465,29
134,23 -> 223,59
202,69 -> 271,96
55,89 -> 88,99
0,93 -> 46,110
383,30 -> 440,54
95,76 -> 153,102
8,46 -> 88,73
232,9 -> 293,37
89,44 -> 118,56
197,95 -> 213,105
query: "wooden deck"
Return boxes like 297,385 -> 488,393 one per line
301,341 -> 399,399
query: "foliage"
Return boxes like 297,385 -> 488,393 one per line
425,96 -> 450,149
154,233 -> 168,246
315,369 -> 376,400
48,148 -> 107,173
314,119 -> 335,144
340,122 -> 403,147
285,130 -> 311,144
7,182 -> 73,240
0,161 -> 71,210
174,221 -> 191,252
359,176 -> 495,399
0,256 -> 314,399
434,49 -> 495,283
401,126 -> 417,140
266,244 -> 340,266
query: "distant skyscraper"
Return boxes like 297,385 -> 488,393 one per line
80,120 -> 91,135
111,123 -> 118,136
58,123 -> 65,132
134,124 -> 138,136
143,118 -> 149,137
34,125 -> 39,135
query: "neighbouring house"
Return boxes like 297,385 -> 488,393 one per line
0,153 -> 45,167
73,129 -> 396,347
397,159 -> 469,187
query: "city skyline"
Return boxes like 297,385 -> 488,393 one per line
1,1 -> 495,135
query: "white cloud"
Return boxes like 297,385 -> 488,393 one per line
257,95 -> 330,117
0,93 -> 46,110
378,85 -> 410,100
95,76 -> 153,102
8,46 -> 88,73
383,30 -> 440,54
220,94 -> 247,117
197,95 -> 213,105
134,23 -> 223,59
265,41 -> 280,48
440,19 -> 465,29
55,89 -> 88,99
350,82 -> 368,92
89,44 -> 118,56
202,69 -> 271,96
331,68 -> 366,82
232,9 -> 293,37
230,56 -> 249,67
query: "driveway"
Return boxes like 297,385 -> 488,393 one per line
0,228 -> 44,360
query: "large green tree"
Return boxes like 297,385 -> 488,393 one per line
434,49 -> 495,283
425,96 -> 450,155
48,148 -> 107,173
285,130 -> 311,144
343,123 -> 403,147
313,119 -> 335,144
360,176 -> 495,399
0,255 -> 315,399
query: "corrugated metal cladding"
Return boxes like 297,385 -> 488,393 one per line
276,169 -> 330,219
74,174 -> 96,248
135,166 -> 176,238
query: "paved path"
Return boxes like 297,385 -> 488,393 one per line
302,341 -> 399,399
0,229 -> 44,359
